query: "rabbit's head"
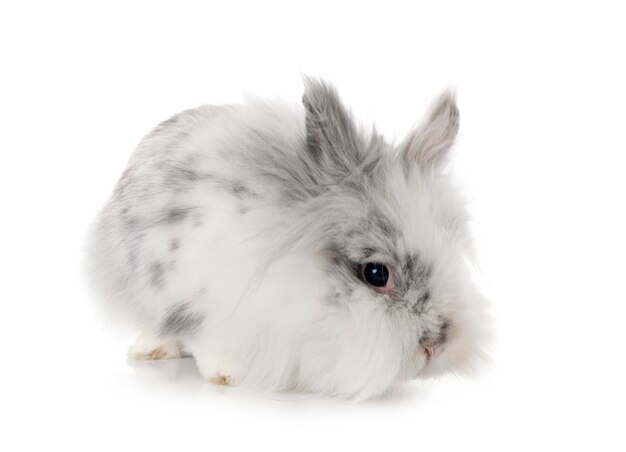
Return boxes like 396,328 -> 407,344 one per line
271,79 -> 491,384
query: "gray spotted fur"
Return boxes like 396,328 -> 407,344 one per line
160,302 -> 205,336
86,77 -> 487,398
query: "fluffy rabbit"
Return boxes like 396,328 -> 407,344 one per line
86,78 -> 490,400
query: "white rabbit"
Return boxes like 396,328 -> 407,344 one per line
85,78 -> 490,400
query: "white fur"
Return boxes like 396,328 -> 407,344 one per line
85,82 -> 491,400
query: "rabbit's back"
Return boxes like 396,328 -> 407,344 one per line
86,101 -> 307,328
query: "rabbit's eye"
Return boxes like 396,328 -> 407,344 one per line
361,263 -> 389,288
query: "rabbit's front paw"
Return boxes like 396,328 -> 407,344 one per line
193,348 -> 238,386
209,374 -> 236,386
127,332 -> 184,360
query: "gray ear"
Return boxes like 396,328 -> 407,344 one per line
302,77 -> 363,174
398,91 -> 459,169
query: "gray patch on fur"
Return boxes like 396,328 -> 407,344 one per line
361,247 -> 376,259
373,215 -> 396,238
403,254 -> 430,283
420,317 -> 450,349
160,302 -> 205,336
231,180 -> 257,198
162,164 -> 204,186
160,207 -> 192,224
170,239 -> 180,251
149,262 -> 166,287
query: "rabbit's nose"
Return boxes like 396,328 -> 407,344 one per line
423,345 -> 435,361
420,320 -> 449,359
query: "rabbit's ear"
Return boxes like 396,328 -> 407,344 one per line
398,91 -> 459,170
302,77 -> 363,174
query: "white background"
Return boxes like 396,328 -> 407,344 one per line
1,1 -> 625,450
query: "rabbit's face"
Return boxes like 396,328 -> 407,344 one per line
322,165 -> 489,379
295,80 -> 490,381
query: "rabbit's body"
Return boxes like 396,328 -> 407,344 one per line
87,80 -> 490,399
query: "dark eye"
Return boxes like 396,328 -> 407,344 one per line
361,263 -> 390,287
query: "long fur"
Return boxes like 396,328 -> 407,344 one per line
85,78 -> 490,400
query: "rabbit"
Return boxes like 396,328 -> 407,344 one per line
85,77 -> 491,400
